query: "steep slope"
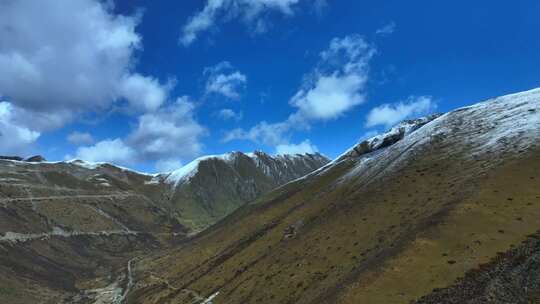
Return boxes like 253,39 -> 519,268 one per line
0,152 -> 327,303
127,88 -> 540,304
157,151 -> 329,231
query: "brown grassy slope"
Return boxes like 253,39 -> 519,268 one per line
127,96 -> 540,303
0,161 -> 187,304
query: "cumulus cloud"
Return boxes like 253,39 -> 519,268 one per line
375,22 -> 396,36
0,102 -> 40,155
224,120 -> 293,146
224,35 -> 375,148
180,0 -> 321,46
291,35 -> 375,120
217,108 -> 243,121
127,97 -> 207,161
0,0 -> 169,133
275,139 -> 318,155
67,132 -> 95,145
118,74 -> 171,112
74,138 -> 136,164
74,97 -> 207,166
204,62 -> 247,100
290,74 -> 366,120
366,96 -> 436,128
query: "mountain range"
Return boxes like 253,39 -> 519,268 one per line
0,88 -> 539,304
0,151 -> 328,303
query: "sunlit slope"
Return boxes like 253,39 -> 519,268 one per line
128,88 -> 540,303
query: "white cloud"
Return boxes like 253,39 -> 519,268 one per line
180,0 -> 320,46
118,74 -> 170,112
74,138 -> 136,164
0,0 -> 210,167
127,97 -> 207,161
72,97 -> 206,167
67,132 -> 94,145
224,35 -> 375,148
275,139 -> 318,155
291,73 -> 367,120
0,0 -> 169,132
217,108 -> 243,121
224,120 -> 292,146
204,62 -> 247,100
291,35 -> 375,120
366,96 -> 436,128
0,102 -> 40,155
375,22 -> 396,36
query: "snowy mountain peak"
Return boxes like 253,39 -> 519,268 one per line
164,151 -> 329,187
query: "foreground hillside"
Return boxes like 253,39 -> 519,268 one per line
0,152 -> 326,303
127,88 -> 540,303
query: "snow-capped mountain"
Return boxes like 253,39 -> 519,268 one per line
158,151 -> 329,230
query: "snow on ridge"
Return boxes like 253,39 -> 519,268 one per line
164,152 -> 241,186
337,87 -> 540,166
339,87 -> 540,181
163,150 -> 325,186
66,159 -> 155,176
0,158 -> 156,177
454,86 -> 540,154
334,114 -> 441,164
324,87 -> 540,184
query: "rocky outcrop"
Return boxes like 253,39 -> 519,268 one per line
24,155 -> 46,162
338,114 -> 441,161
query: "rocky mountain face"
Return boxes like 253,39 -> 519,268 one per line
126,88 -> 540,304
0,152 -> 327,303
158,151 -> 330,230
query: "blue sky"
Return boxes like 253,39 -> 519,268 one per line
1,0 -> 539,172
